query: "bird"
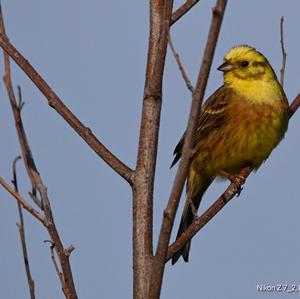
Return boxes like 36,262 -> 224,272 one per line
171,45 -> 289,265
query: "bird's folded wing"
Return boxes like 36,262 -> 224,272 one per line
171,86 -> 231,167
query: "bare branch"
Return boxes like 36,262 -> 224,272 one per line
132,1 -> 174,298
0,9 -> 40,206
41,188 -> 78,299
64,245 -> 75,257
0,176 -> 47,225
0,9 -> 78,298
0,34 -> 133,184
11,156 -> 22,191
168,33 -> 194,93
150,1 -> 227,297
289,93 -> 300,117
166,167 -> 251,261
16,85 -> 24,106
280,16 -> 287,87
171,0 -> 201,25
166,86 -> 300,260
44,240 -> 67,298
12,157 -> 36,299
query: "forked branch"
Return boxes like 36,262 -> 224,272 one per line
0,177 -> 47,225
0,32 -> 133,184
166,167 -> 252,261
0,9 -> 78,299
171,0 -> 201,25
166,87 -> 300,262
150,1 -> 228,297
12,157 -> 36,299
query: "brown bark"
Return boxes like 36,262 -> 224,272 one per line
0,3 -> 299,299
132,1 -> 174,298
149,1 -> 228,297
0,32 -> 133,184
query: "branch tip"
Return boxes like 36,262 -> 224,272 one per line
279,16 -> 287,87
65,245 -> 75,257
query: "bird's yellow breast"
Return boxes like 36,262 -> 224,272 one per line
192,93 -> 288,176
225,72 -> 283,105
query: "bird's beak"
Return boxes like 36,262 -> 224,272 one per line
217,60 -> 234,72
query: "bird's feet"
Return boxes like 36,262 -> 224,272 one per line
219,170 -> 245,196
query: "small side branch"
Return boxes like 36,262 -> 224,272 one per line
166,167 -> 251,261
0,32 -> 133,184
279,16 -> 287,87
168,33 -> 194,93
171,0 -> 201,25
44,240 -> 67,298
0,8 -> 78,299
289,93 -> 300,117
0,176 -> 47,225
12,157 -> 36,299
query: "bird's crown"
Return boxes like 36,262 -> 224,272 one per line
224,45 -> 265,62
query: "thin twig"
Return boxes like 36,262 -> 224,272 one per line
12,156 -> 36,299
0,176 -> 47,225
0,35 -> 133,184
64,245 -> 75,257
168,32 -> 194,93
15,86 -> 42,207
166,167 -> 251,261
44,240 -> 68,298
171,0 -> 201,25
280,16 -> 287,87
0,10 -> 41,208
16,85 -> 24,110
0,8 -> 78,299
150,1 -> 227,297
289,93 -> 300,117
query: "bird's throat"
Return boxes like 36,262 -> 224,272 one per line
225,75 -> 282,105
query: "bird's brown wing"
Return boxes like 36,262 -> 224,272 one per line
171,86 -> 231,167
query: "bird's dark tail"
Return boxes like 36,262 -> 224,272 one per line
171,198 -> 194,264
171,176 -> 212,265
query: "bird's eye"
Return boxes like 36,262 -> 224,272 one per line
240,60 -> 249,68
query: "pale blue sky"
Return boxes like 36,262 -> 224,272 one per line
0,1 -> 300,298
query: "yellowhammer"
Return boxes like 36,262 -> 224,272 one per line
171,45 -> 289,264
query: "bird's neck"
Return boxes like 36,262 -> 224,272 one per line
225,75 -> 283,105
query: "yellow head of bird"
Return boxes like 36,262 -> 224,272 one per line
218,45 -> 277,85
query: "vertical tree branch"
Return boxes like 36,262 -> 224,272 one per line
0,8 -> 41,206
280,16 -> 287,87
0,9 -> 78,299
12,156 -> 36,299
166,86 -> 300,261
150,1 -> 227,298
44,240 -> 68,298
132,1 -> 174,298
